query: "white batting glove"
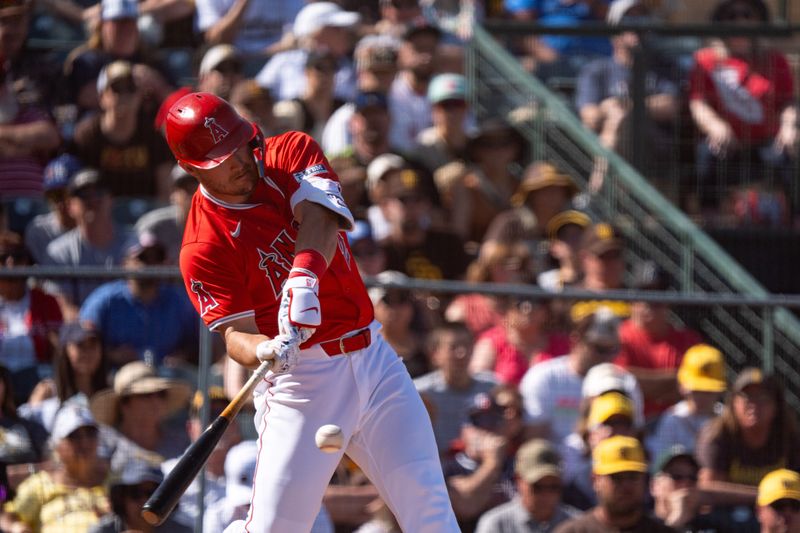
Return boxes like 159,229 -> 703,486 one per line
278,270 -> 320,344
256,335 -> 300,374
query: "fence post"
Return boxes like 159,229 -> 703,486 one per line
762,306 -> 774,374
630,39 -> 647,174
681,231 -> 693,293
194,321 -> 213,533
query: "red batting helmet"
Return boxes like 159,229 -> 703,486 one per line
165,92 -> 257,169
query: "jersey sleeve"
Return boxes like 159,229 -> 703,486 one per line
271,131 -> 354,230
180,241 -> 255,331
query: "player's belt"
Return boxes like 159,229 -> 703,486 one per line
319,328 -> 372,356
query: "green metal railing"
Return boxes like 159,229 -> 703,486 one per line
466,25 -> 800,404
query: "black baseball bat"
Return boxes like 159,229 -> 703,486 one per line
141,359 -> 272,526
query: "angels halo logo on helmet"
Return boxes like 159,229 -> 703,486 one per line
165,92 -> 258,170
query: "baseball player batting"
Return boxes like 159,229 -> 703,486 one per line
164,92 -> 459,532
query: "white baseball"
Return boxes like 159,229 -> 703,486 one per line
315,424 -> 343,453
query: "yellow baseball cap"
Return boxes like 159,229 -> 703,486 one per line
677,344 -> 727,393
190,385 -> 230,416
758,469 -> 800,506
545,210 -> 591,241
592,436 -> 648,476
588,392 -> 633,428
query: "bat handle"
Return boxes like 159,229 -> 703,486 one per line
220,359 -> 273,420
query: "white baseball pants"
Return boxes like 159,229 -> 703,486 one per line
225,322 -> 460,533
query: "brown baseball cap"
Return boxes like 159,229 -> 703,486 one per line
545,210 -> 591,241
732,367 -> 779,394
581,222 -> 624,255
511,162 -> 578,207
515,439 -> 562,483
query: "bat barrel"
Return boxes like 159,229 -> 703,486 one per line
141,359 -> 272,525
141,416 -> 231,525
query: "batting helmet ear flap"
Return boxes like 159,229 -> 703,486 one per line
249,125 -> 266,180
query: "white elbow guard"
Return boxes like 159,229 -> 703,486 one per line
290,177 -> 355,230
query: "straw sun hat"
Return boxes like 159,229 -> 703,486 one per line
90,361 -> 191,426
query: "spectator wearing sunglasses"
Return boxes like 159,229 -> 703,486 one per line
476,438 -> 579,533
650,445 -> 730,531
757,469 -> 800,533
519,307 -> 621,447
443,387 -> 524,531
256,2 -> 359,103
368,271 -> 429,378
68,60 -> 174,201
554,436 -> 675,532
90,458 -> 192,533
44,169 -> 132,319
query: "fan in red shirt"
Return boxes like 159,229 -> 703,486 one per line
164,92 -> 459,533
688,0 -> 797,207
615,262 -> 702,419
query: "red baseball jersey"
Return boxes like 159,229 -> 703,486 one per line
689,47 -> 794,144
179,131 -> 374,344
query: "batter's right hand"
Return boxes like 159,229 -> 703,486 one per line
256,335 -> 300,374
278,274 -> 319,344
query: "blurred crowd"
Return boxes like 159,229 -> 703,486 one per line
0,0 -> 799,531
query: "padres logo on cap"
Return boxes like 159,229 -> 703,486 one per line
595,223 -> 614,240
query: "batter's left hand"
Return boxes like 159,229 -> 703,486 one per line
256,334 -> 300,374
278,272 -> 320,344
